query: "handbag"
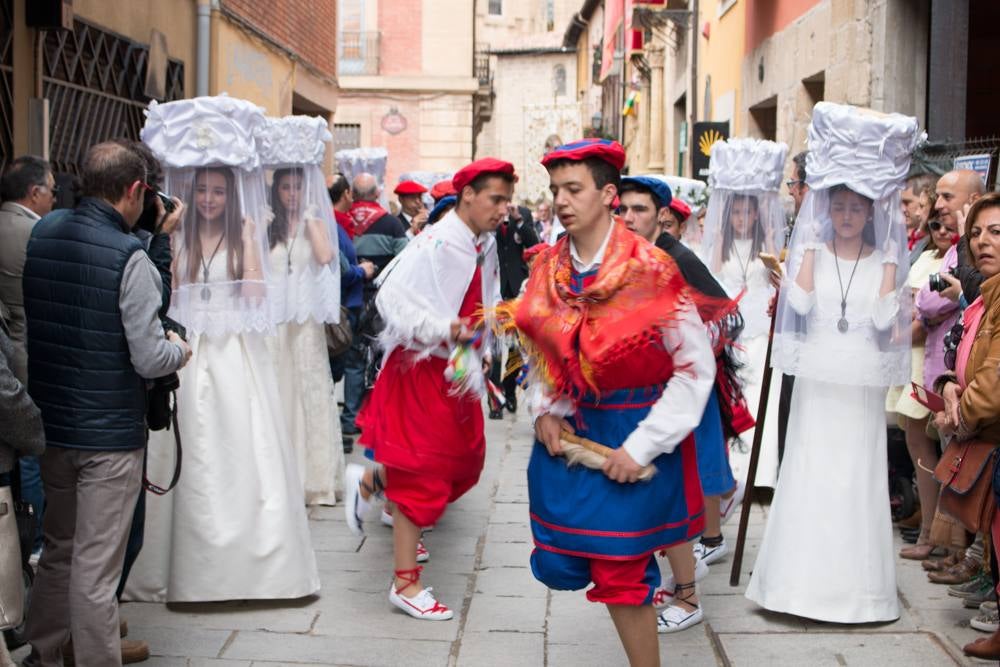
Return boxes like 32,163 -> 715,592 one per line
326,306 -> 353,357
0,485 -> 25,631
933,438 -> 999,534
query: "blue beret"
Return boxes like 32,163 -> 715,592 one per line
428,195 -> 457,224
620,176 -> 673,210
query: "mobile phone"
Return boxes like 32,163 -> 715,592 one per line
910,382 -> 945,412
162,316 -> 187,342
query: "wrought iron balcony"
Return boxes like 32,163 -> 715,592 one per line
338,31 -> 380,76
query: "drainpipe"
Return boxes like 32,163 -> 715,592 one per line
689,0 -> 699,177
196,0 -> 214,96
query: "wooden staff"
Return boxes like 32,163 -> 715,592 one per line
729,288 -> 779,587
559,431 -> 657,481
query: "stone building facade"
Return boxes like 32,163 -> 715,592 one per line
332,0 -> 477,191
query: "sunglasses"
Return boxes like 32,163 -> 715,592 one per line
785,179 -> 804,189
928,221 -> 949,233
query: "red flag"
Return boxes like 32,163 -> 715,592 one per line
600,0 -> 624,82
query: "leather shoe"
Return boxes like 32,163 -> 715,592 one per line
928,556 -> 980,585
505,393 -> 517,413
964,628 -> 1000,659
897,508 -> 922,529
63,639 -> 150,665
342,436 -> 354,454
488,409 -> 503,420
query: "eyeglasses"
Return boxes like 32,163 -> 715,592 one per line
785,179 -> 804,189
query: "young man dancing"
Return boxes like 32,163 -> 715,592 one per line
498,140 -> 728,665
344,158 -> 515,620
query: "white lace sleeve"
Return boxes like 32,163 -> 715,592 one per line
785,281 -> 816,316
872,292 -> 899,331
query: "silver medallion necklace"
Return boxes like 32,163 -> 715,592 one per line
199,233 -> 226,302
730,239 -> 751,288
832,236 -> 864,333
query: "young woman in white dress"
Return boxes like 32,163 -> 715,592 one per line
745,102 -> 921,623
700,138 -> 788,488
266,159 -> 343,506
125,98 -> 319,602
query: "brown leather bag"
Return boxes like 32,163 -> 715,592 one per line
933,439 -> 999,534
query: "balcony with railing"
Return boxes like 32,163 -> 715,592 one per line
338,31 -> 380,76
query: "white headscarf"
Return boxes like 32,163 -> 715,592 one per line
257,115 -> 341,326
698,138 -> 788,338
771,102 -> 924,387
143,95 -> 274,336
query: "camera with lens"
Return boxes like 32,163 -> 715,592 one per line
147,316 -> 186,430
156,191 -> 176,215
928,268 -> 957,293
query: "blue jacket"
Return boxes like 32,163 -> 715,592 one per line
22,198 -> 148,451
338,223 -> 365,310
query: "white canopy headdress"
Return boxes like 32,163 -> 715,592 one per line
257,115 -> 341,325
143,95 -> 273,336
698,137 -> 788,338
771,102 -> 924,386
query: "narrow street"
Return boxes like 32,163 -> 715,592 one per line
14,412 -> 978,666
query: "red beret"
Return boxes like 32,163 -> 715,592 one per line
430,179 -> 457,202
452,158 -> 516,194
668,198 -> 692,221
541,138 -> 626,171
394,180 -> 428,196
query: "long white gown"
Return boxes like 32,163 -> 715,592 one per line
745,246 -> 899,623
267,233 -> 344,506
124,256 -> 320,603
714,238 -> 781,488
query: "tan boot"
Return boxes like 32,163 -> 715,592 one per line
62,639 -> 150,666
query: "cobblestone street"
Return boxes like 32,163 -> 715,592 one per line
10,411 -> 982,666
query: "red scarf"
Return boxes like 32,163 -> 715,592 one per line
334,209 -> 355,239
505,222 -> 735,397
349,200 -> 389,237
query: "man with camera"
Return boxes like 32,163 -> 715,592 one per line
21,142 -> 191,667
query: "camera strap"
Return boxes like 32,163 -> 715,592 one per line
143,392 -> 182,496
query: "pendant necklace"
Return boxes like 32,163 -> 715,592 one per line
199,233 -> 226,302
832,236 -> 864,333
286,220 -> 300,276
731,238 -> 751,288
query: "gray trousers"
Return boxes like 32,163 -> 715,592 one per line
25,447 -> 143,667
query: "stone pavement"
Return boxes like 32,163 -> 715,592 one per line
13,411 -> 989,666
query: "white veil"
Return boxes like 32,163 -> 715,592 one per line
142,96 -> 274,337
698,138 -> 788,338
257,115 -> 341,325
771,102 -> 924,387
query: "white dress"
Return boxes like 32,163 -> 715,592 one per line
267,232 -> 345,506
714,238 -> 781,488
123,256 -> 320,603
745,246 -> 899,623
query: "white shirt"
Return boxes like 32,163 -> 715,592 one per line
528,220 -> 716,466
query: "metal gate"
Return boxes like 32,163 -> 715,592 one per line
0,0 -> 13,175
43,18 -> 185,177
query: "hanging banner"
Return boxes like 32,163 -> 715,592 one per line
691,121 -> 730,182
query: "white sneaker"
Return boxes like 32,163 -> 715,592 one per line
652,558 -> 708,609
381,509 -> 394,527
416,539 -> 430,563
693,538 -> 729,566
720,479 -> 745,525
344,464 -> 372,536
389,582 -> 454,620
657,603 -> 703,633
